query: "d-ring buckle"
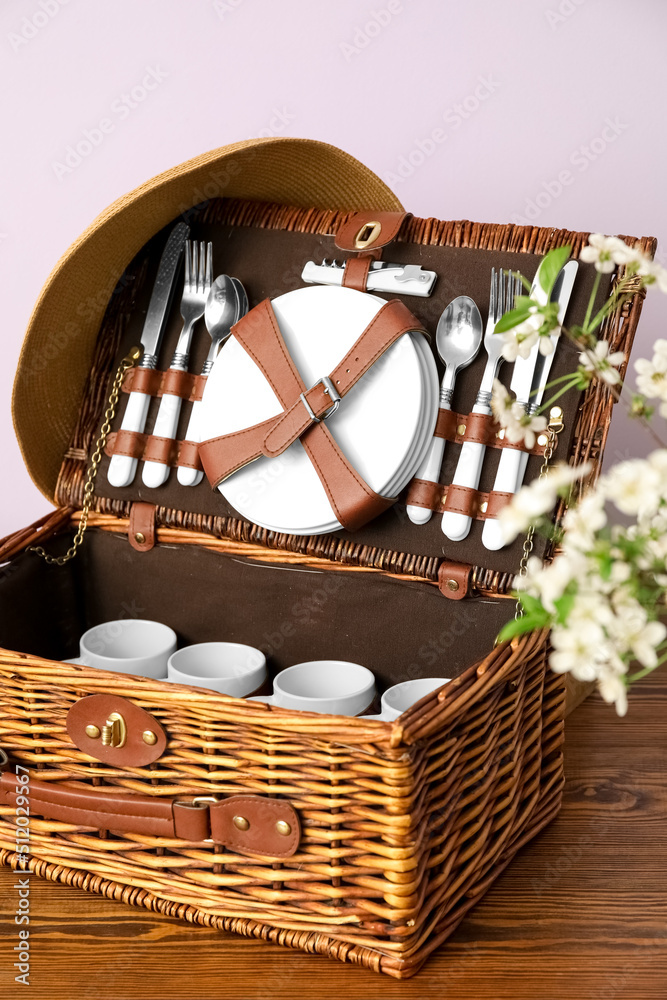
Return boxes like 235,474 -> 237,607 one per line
299,376 -> 341,423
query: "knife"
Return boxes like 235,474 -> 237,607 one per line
107,222 -> 189,487
481,259 -> 579,550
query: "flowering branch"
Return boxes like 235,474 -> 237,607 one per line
491,234 -> 667,716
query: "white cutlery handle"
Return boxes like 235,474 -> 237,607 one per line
481,446 -> 525,550
142,389 -> 183,488
441,403 -> 490,541
177,400 -> 204,487
406,434 -> 446,525
107,390 -> 151,488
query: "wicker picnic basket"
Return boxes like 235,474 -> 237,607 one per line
0,137 -> 655,977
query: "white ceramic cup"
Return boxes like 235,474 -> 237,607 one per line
252,660 -> 376,716
68,620 -> 178,678
363,677 -> 450,721
167,642 -> 267,696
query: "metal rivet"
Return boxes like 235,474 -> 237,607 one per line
233,815 -> 250,831
142,730 -> 157,746
496,428 -> 505,440
85,724 -> 100,739
446,579 -> 460,592
440,493 -> 448,505
550,406 -> 563,419
457,423 -> 466,436
479,501 -> 488,514
537,433 -> 548,447
134,532 -> 146,545
275,820 -> 291,836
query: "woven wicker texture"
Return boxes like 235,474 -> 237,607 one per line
0,626 -> 563,978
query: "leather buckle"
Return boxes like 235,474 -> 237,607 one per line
299,376 -> 341,422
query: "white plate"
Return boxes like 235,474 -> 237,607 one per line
199,285 -> 438,534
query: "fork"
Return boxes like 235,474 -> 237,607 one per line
441,269 -> 521,541
142,241 -> 212,487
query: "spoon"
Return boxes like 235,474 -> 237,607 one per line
406,295 -> 483,525
177,275 -> 246,486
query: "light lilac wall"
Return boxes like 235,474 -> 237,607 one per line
1,0 -> 665,536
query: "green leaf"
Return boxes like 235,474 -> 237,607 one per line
497,614 -> 547,643
517,593 -> 547,617
494,306 -> 532,333
553,585 -> 577,624
538,245 -> 572,296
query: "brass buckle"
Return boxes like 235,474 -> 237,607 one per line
299,376 -> 341,423
353,220 -> 382,249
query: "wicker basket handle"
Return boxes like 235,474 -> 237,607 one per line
0,768 -> 300,859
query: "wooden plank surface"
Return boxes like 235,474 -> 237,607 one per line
1,674 -> 666,1000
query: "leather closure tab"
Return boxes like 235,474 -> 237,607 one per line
438,560 -> 472,600
129,502 -> 156,552
66,694 -> 167,766
210,795 -> 301,858
334,211 -> 411,252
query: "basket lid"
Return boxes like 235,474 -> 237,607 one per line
12,136 -> 403,502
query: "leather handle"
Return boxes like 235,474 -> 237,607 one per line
0,770 -> 300,858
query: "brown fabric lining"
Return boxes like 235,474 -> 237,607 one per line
0,527 -> 515,689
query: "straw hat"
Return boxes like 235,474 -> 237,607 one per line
12,136 -> 403,501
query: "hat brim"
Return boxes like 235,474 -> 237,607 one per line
12,136 -> 402,502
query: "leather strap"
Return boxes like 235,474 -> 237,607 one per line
199,297 -> 427,532
0,770 -> 300,858
334,211 -> 411,252
105,432 -> 203,471
404,479 -> 514,519
433,408 -> 553,457
122,368 -> 207,402
129,502 -> 156,552
342,256 -> 373,292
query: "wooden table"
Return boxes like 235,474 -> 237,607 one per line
1,673 -> 666,1000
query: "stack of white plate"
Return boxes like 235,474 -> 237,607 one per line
199,285 -> 439,535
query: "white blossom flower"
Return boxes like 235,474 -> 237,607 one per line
635,340 -> 667,415
561,493 -> 607,552
580,233 -> 630,273
608,599 -> 667,669
500,310 -> 542,361
597,665 -> 629,717
491,379 -> 548,450
498,461 -> 592,543
599,458 -> 663,518
549,622 -> 606,681
578,340 -> 625,386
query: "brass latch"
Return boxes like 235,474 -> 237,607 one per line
85,711 -> 127,748
353,220 -> 382,249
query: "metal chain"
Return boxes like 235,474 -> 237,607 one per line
514,406 -> 565,619
30,346 -> 142,566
